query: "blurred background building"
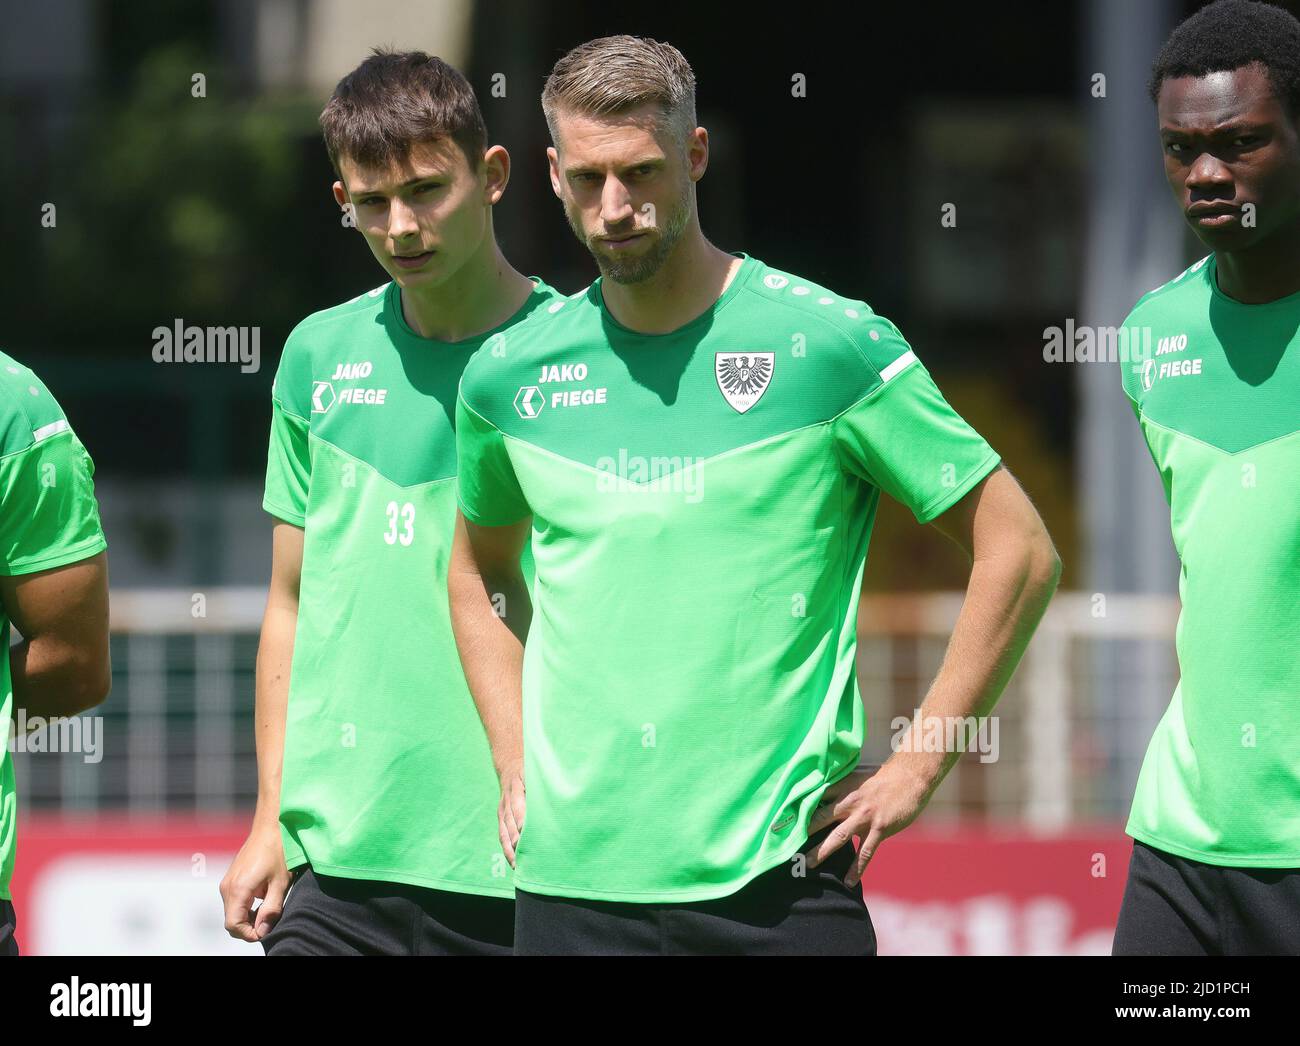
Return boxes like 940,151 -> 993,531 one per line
2,0 -> 1282,953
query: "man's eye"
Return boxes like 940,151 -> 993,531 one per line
416,183 -> 442,193
1231,136 -> 1257,148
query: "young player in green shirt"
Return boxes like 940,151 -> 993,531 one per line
1112,0 -> 1300,956
219,49 -> 556,956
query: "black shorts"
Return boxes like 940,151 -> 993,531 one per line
1112,839 -> 1300,956
0,899 -> 17,957
514,830 -> 877,956
261,867 -> 514,956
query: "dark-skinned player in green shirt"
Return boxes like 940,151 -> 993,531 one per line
1112,0 -> 1300,956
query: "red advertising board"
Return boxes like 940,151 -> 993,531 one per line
9,816 -> 1131,955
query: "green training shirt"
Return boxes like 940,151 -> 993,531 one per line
0,351 -> 107,900
265,278 -> 555,897
456,253 -> 1001,902
1121,253 -> 1300,867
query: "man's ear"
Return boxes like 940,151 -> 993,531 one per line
332,181 -> 349,210
482,145 -> 511,205
686,127 -> 709,183
547,147 -> 562,199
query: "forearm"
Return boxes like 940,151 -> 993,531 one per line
890,536 -> 1060,791
251,600 -> 296,826
449,563 -> 531,777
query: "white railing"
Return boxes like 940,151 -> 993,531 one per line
16,589 -> 1180,826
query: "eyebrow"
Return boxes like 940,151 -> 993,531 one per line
1160,118 -> 1268,135
564,158 -> 664,177
351,174 -> 447,196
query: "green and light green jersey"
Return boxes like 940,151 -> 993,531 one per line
265,278 -> 556,897
0,351 -> 107,900
1120,254 -> 1300,867
456,253 -> 1001,902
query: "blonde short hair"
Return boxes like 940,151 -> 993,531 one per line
542,35 -> 697,148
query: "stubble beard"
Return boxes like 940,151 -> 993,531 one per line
568,188 -> 692,285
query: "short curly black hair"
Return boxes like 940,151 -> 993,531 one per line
1149,0 -> 1300,119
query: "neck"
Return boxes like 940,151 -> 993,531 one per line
599,223 -> 741,334
1214,218 -> 1300,304
399,234 -> 534,342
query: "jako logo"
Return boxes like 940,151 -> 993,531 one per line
537,363 -> 587,383
1142,359 -> 1156,392
514,386 -> 544,419
50,978 -> 151,1026
312,381 -> 335,413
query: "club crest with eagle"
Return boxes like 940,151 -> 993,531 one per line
715,352 -> 774,413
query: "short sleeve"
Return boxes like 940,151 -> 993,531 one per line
833,323 -> 1000,524
1117,307 -> 1146,418
0,429 -> 107,576
263,399 -> 310,526
455,391 -> 530,526
262,334 -> 313,527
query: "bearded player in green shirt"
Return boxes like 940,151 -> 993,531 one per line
218,49 -> 557,955
449,35 -> 1061,955
0,353 -> 110,956
1111,0 -> 1300,956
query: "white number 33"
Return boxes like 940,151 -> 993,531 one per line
384,501 -> 415,546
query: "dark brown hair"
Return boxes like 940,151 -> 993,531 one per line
320,48 -> 488,178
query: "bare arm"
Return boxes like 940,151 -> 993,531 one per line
221,521 -> 302,941
250,522 -> 302,829
810,466 -> 1061,882
3,551 -> 111,722
448,510 -> 532,865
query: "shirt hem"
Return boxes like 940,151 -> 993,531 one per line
513,837 -> 813,904
262,499 -> 306,527
914,450 -> 1002,525
0,535 -> 107,577
456,491 -> 529,528
1127,824 -> 1300,869
290,856 -> 515,899
514,762 -> 861,904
